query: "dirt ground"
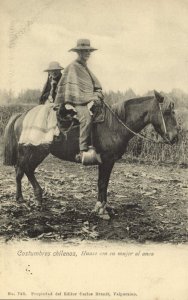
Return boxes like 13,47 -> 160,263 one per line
0,155 -> 187,244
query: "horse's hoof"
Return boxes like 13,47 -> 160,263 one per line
35,194 -> 43,204
93,201 -> 103,213
16,196 -> 24,203
98,212 -> 111,220
93,202 -> 110,219
98,207 -> 111,220
30,197 -> 42,209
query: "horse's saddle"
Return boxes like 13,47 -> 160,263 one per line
55,101 -> 105,133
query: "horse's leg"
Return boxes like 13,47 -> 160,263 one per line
94,160 -> 115,219
25,169 -> 43,203
15,165 -> 24,202
24,146 -> 49,204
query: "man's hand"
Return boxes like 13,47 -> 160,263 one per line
93,98 -> 103,106
89,90 -> 104,104
94,90 -> 104,100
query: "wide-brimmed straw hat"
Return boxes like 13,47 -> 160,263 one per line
44,61 -> 64,72
69,39 -> 97,52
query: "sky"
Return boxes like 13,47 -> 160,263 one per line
1,0 -> 188,96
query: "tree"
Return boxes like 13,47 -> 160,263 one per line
16,89 -> 41,104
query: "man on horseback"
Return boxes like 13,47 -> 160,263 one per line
55,39 -> 104,161
39,61 -> 64,104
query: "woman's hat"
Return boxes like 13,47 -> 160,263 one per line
69,39 -> 97,52
44,61 -> 64,72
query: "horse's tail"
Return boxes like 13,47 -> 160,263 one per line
3,113 -> 21,166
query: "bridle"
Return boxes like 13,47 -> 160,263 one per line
158,103 -> 167,135
103,101 -> 172,145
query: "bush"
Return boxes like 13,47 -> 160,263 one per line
0,104 -> 35,136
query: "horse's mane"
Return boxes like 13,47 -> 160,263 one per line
112,96 -> 155,115
104,96 -> 155,133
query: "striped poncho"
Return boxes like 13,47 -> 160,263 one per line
55,60 -> 102,105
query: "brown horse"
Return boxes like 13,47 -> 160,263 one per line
3,91 -> 178,219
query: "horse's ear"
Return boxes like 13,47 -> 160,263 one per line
169,102 -> 175,110
154,90 -> 164,103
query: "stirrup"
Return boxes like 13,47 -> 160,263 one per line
76,146 -> 102,165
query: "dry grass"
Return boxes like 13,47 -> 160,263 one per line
126,131 -> 188,165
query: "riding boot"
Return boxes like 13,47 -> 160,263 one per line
75,147 -> 102,165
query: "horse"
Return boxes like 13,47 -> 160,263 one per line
3,91 -> 178,219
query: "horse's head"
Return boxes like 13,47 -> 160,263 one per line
151,90 -> 179,144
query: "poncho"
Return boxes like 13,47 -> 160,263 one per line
55,60 -> 102,105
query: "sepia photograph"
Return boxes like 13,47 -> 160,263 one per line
0,0 -> 188,299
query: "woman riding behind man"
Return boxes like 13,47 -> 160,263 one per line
39,61 -> 64,104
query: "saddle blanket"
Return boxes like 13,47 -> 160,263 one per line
19,104 -> 60,146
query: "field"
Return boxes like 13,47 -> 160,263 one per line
0,155 -> 187,243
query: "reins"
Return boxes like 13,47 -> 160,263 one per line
103,101 -> 170,145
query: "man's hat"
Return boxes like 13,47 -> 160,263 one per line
44,61 -> 64,72
69,39 -> 97,52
